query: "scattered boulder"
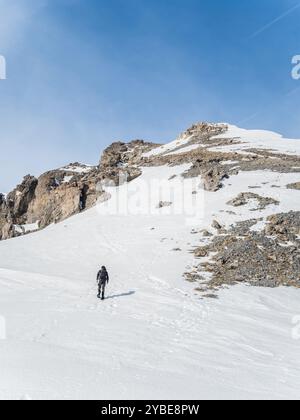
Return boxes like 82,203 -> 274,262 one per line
201,229 -> 213,237
227,192 -> 279,210
212,220 -> 223,231
195,247 -> 208,258
202,293 -> 218,299
100,140 -> 160,168
201,167 -> 229,192
287,182 -> 300,190
158,201 -> 172,209
182,159 -> 230,192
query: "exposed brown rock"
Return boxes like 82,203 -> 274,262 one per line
100,140 -> 160,168
287,182 -> 300,190
211,220 -> 223,230
265,211 -> 300,240
158,201 -> 172,209
6,175 -> 38,223
181,159 -> 230,192
227,192 -> 279,210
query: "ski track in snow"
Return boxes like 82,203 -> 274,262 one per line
0,163 -> 300,399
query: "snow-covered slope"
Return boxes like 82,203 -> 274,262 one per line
210,124 -> 300,156
147,123 -> 300,158
0,124 -> 300,400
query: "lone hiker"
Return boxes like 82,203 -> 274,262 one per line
97,266 -> 109,300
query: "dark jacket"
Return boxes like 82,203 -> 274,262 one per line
97,268 -> 109,285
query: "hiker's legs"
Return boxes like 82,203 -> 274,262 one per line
101,284 -> 106,300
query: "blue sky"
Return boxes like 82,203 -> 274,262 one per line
0,0 -> 300,191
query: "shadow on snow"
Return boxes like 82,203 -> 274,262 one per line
106,291 -> 136,300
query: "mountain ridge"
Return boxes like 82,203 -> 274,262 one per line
1,122 -> 300,280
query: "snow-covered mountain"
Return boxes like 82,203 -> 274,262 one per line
0,122 -> 300,400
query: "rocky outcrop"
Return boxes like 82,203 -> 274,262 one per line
227,192 -> 279,210
0,194 -> 9,239
182,159 -> 230,192
98,140 -> 159,187
0,140 -> 159,241
25,169 -> 96,228
143,123 -> 300,197
100,140 -> 160,168
287,182 -> 300,190
178,122 -> 228,141
0,176 -> 39,240
6,175 -> 38,223
201,167 -> 229,192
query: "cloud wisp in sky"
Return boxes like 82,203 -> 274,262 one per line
247,1 -> 300,39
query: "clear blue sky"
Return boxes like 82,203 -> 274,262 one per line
0,0 -> 300,191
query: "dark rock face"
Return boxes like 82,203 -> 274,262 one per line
0,176 -> 38,240
0,194 -> 9,239
0,193 -> 5,206
6,175 -> 38,222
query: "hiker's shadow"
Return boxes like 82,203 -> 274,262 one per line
106,291 -> 136,300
